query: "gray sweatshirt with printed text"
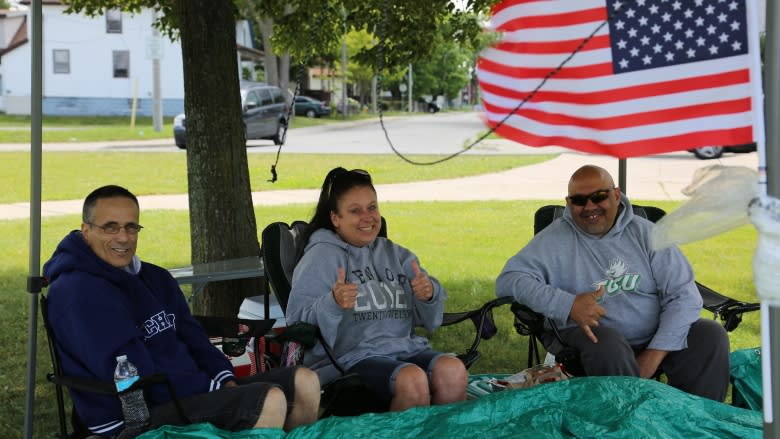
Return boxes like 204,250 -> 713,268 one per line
287,228 -> 446,384
496,195 -> 702,351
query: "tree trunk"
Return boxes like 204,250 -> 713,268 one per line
258,17 -> 278,86
177,0 -> 262,317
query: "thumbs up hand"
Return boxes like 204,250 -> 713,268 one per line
332,267 -> 358,309
410,260 -> 434,301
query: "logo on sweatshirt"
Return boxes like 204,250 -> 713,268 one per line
594,259 -> 640,300
352,265 -> 412,321
143,311 -> 176,339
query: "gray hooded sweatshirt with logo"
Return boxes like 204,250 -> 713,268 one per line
287,228 -> 446,384
496,194 -> 702,351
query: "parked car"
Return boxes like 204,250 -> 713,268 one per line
294,95 -> 331,118
336,97 -> 361,114
173,81 -> 289,149
419,99 -> 440,113
689,143 -> 757,159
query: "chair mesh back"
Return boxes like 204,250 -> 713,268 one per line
533,204 -> 667,235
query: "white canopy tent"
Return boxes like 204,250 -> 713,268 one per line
20,1 -> 780,438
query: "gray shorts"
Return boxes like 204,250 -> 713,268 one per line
148,366 -> 298,432
347,349 -> 448,401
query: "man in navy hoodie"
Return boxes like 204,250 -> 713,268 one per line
43,185 -> 319,437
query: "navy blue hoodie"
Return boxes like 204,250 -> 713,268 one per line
43,231 -> 234,436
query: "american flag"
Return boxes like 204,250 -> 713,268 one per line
477,0 -> 762,158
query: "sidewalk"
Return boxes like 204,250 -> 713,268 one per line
0,151 -> 759,221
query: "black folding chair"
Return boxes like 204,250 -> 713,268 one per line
260,217 -> 510,416
512,204 -> 760,373
41,293 -> 273,438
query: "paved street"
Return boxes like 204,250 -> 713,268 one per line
0,112 -> 760,221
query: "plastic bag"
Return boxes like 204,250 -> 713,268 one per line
749,195 -> 780,301
652,165 -> 758,250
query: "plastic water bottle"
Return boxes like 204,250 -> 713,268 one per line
114,355 -> 150,432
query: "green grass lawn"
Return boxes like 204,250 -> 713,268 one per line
0,152 -> 554,204
0,199 -> 760,437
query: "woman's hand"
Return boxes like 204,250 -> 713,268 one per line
411,260 -> 434,301
332,267 -> 358,309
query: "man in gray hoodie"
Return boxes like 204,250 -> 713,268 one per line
496,165 -> 730,401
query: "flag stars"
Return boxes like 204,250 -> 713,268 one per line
607,0 -> 748,73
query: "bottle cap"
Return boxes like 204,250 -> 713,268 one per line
116,355 -> 127,361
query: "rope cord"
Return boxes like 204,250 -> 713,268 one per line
374,6 -> 610,166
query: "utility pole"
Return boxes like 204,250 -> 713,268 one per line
407,63 -> 413,112
151,12 -> 162,132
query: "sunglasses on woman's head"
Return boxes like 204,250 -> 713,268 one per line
327,168 -> 372,199
567,188 -> 614,206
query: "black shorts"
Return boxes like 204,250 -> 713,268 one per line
149,366 -> 298,432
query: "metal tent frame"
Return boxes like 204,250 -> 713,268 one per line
21,0 -> 780,437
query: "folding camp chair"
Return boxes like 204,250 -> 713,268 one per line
512,204 -> 760,373
41,292 -> 274,438
260,218 -> 510,416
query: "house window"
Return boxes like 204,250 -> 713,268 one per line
53,49 -> 70,74
112,51 -> 129,78
106,9 -> 122,33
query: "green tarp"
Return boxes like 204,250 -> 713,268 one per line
140,376 -> 762,439
730,347 -> 763,411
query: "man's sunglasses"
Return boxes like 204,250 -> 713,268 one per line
567,188 -> 614,206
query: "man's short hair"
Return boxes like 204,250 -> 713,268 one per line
82,185 -> 139,223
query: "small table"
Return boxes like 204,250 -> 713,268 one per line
169,256 -> 265,303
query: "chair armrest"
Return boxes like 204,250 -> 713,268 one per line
697,281 -> 760,332
442,297 -> 512,369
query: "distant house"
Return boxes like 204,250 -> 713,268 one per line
0,1 -> 261,116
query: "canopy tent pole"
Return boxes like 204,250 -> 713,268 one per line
764,0 -> 780,435
23,0 -> 44,437
618,159 -> 627,195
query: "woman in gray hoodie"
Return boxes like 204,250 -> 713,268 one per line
287,167 -> 468,412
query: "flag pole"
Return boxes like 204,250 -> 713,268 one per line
763,0 -> 780,435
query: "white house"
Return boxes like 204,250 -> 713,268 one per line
0,0 -> 261,116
